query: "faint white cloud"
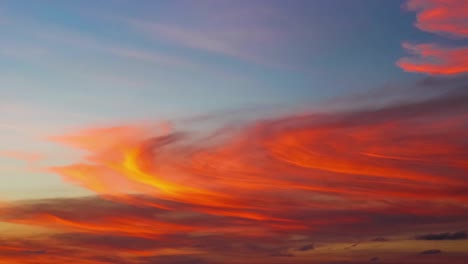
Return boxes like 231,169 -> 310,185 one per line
35,28 -> 195,67
127,19 -> 289,69
120,0 -> 302,69
0,41 -> 50,61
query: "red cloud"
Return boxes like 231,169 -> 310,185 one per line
406,0 -> 468,38
398,0 -> 468,75
397,42 -> 468,75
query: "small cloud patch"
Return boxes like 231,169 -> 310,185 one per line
420,249 -> 442,255
297,244 -> 314,251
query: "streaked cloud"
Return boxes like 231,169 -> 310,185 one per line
34,28 -> 195,68
415,231 -> 467,240
0,151 -> 43,164
122,1 -> 314,69
397,42 -> 468,74
1,76 -> 467,263
127,19 -> 282,68
405,0 -> 468,38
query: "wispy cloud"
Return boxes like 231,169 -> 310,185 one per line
405,0 -> 468,38
127,19 -> 282,68
398,0 -> 468,75
397,42 -> 468,74
120,0 -> 306,69
30,26 -> 251,82
0,151 -> 43,164
35,28 -> 194,68
0,41 -> 50,61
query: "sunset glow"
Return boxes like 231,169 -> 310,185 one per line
1,1 -> 467,263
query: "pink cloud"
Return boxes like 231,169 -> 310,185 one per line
0,151 -> 43,164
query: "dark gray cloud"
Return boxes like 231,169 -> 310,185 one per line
420,249 -> 442,255
297,244 -> 314,251
269,252 -> 294,257
415,231 -> 467,240
137,255 -> 207,264
344,243 -> 360,250
53,233 -> 163,252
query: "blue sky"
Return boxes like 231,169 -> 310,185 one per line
0,0 -> 435,199
1,0 -> 428,124
0,0 -> 462,200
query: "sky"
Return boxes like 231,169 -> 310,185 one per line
0,0 -> 468,263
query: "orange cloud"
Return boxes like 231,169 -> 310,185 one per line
1,79 -> 468,263
41,81 -> 468,228
45,81 -> 468,218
